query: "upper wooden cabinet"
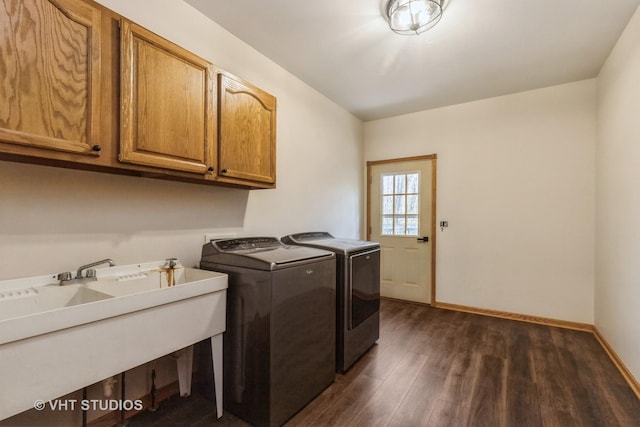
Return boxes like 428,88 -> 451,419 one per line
218,73 -> 276,186
119,20 -> 216,175
0,0 -> 103,157
1,1 -> 276,189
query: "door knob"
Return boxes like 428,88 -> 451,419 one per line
417,236 -> 429,242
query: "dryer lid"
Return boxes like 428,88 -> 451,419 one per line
282,232 -> 379,255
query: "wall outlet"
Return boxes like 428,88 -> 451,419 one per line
204,233 -> 237,243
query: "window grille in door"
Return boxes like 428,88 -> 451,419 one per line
381,172 -> 420,236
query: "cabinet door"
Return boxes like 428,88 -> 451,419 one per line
120,20 -> 215,174
218,73 -> 276,185
0,0 -> 102,156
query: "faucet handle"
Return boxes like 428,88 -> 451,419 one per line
57,272 -> 72,284
85,269 -> 97,279
165,258 -> 178,268
57,272 -> 72,281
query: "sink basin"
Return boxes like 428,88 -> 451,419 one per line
86,266 -> 221,297
0,260 -> 227,421
0,285 -> 113,321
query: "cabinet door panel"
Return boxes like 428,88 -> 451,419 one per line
0,0 -> 102,156
120,20 -> 215,174
219,74 -> 276,184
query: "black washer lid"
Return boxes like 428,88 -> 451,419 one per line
282,232 -> 379,255
203,237 -> 335,270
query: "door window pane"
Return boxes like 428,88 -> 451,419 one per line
407,195 -> 419,214
406,216 -> 419,236
382,216 -> 394,235
407,173 -> 419,193
382,175 -> 394,195
394,217 -> 406,235
395,175 -> 406,194
394,195 -> 406,215
382,196 -> 394,214
380,172 -> 420,236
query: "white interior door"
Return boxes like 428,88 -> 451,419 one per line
368,156 -> 436,304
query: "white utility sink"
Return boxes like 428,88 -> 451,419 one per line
0,285 -> 113,321
0,260 -> 227,422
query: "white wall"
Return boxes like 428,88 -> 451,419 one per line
364,80 -> 596,323
0,0 -> 363,281
596,5 -> 640,383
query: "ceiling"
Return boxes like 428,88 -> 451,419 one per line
185,0 -> 640,121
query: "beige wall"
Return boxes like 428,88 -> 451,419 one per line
0,0 -> 364,281
0,1 -> 362,422
596,5 -> 640,383
364,80 -> 596,323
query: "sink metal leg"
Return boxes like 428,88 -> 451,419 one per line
211,334 -> 223,418
175,345 -> 194,397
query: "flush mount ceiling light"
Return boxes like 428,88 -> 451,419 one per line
386,0 -> 445,35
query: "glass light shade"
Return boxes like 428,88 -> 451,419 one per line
386,0 -> 444,35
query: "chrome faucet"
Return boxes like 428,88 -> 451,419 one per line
75,258 -> 115,279
57,258 -> 116,285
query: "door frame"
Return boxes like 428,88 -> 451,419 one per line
366,154 -> 438,306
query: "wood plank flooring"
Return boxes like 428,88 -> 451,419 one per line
129,299 -> 640,427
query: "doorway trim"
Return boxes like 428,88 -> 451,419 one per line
366,154 -> 438,306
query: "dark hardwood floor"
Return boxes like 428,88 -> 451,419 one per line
129,299 -> 640,427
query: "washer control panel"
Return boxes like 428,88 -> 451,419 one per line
213,237 -> 282,252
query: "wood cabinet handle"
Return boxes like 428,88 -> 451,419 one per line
208,166 -> 214,172
221,168 -> 228,174
92,145 -> 101,152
